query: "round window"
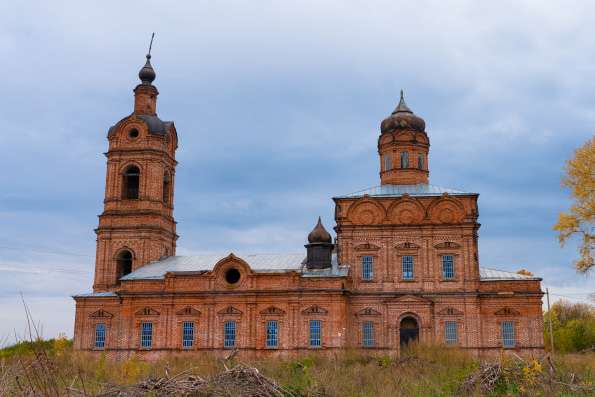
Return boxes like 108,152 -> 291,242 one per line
225,268 -> 241,284
128,128 -> 139,139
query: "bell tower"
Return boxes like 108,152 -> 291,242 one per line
93,44 -> 178,291
378,91 -> 430,185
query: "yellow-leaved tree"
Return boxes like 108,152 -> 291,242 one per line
553,136 -> 594,272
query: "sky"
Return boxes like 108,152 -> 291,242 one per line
0,0 -> 593,344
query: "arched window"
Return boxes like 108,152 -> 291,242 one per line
122,165 -> 140,199
383,154 -> 392,171
162,171 -> 171,204
117,250 -> 133,278
400,152 -> 409,168
418,153 -> 424,170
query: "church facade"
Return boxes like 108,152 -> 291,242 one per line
72,53 -> 544,358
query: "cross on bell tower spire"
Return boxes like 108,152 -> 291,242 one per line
134,33 -> 159,115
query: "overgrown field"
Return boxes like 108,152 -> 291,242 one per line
0,339 -> 593,396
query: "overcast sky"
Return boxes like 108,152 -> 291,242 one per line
0,1 -> 593,343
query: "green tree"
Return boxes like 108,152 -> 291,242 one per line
553,136 -> 594,272
544,300 -> 595,352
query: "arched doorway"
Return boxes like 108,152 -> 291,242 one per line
399,316 -> 419,347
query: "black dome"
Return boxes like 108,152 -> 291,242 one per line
380,91 -> 425,133
307,217 -> 332,244
138,54 -> 156,85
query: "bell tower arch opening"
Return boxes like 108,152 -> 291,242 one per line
116,250 -> 133,279
122,165 -> 140,199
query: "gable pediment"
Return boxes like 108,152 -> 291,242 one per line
89,309 -> 113,319
395,242 -> 420,250
494,307 -> 520,316
259,306 -> 286,316
218,306 -> 243,315
354,243 -> 381,251
135,307 -> 160,316
356,307 -> 382,317
302,305 -> 328,315
437,307 -> 464,316
176,306 -> 201,316
433,241 -> 461,249
386,295 -> 433,304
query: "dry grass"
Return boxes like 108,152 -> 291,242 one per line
1,340 -> 593,396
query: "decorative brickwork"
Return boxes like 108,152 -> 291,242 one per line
73,58 -> 544,359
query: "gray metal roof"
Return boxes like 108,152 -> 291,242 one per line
120,253 -> 345,280
72,263 -> 537,298
479,267 -> 541,281
335,184 -> 474,198
72,291 -> 117,298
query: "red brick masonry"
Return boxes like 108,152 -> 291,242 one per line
73,58 -> 544,358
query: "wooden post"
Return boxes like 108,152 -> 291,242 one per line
546,288 -> 554,354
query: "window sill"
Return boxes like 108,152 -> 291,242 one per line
400,278 -> 416,282
441,279 -> 458,282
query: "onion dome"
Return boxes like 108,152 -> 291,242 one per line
380,90 -> 426,133
307,217 -> 332,244
138,54 -> 156,85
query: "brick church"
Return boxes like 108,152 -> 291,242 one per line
73,51 -> 545,358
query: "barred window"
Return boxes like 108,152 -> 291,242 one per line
362,256 -> 374,280
362,321 -> 374,347
140,322 -> 153,349
95,323 -> 106,348
442,255 -> 454,279
384,154 -> 392,171
182,321 -> 194,348
224,320 -> 236,348
501,321 -> 515,348
445,321 -> 457,345
266,320 -> 278,348
309,320 -> 321,347
418,153 -> 424,170
400,151 -> 409,168
402,255 -> 414,280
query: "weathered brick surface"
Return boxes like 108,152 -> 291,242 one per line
73,73 -> 544,358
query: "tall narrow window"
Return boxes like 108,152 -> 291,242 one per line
445,321 -> 457,345
95,323 -> 106,348
383,154 -> 392,171
140,321 -> 153,348
402,255 -> 414,280
309,320 -> 321,347
266,320 -> 278,348
361,256 -> 374,280
117,250 -> 133,278
501,321 -> 515,348
122,165 -> 140,199
362,321 -> 374,347
182,321 -> 194,348
162,171 -> 171,204
442,255 -> 454,279
400,151 -> 409,168
418,153 -> 424,170
224,320 -> 236,348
